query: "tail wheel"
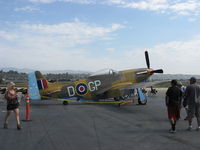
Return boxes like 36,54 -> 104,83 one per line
63,101 -> 68,105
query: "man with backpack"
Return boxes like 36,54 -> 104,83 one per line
184,77 -> 200,131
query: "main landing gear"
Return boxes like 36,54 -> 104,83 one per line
138,97 -> 147,105
137,88 -> 147,105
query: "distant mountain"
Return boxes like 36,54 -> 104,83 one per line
0,67 -> 92,74
0,67 -> 34,73
151,74 -> 200,80
1,67 -> 200,79
41,70 -> 92,74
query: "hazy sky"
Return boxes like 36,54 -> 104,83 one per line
1,0 -> 200,74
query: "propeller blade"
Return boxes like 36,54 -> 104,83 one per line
145,51 -> 150,69
151,69 -> 163,74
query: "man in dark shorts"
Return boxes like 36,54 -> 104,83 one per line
166,80 -> 182,133
184,77 -> 200,131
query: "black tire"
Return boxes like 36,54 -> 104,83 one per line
138,97 -> 147,105
63,101 -> 68,105
114,97 -> 119,101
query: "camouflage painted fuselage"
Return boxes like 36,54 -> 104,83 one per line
38,68 -> 152,100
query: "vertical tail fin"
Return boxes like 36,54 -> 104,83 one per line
28,71 -> 65,100
28,71 -> 50,100
28,72 -> 41,100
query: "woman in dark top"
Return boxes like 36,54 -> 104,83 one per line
166,80 -> 182,133
4,82 -> 21,130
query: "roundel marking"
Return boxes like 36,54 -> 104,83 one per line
76,83 -> 88,95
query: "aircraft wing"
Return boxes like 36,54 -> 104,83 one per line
96,80 -> 169,95
95,82 -> 133,95
120,80 -> 170,90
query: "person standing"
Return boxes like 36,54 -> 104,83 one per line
184,77 -> 200,131
177,82 -> 188,120
3,82 -> 21,130
166,80 -> 182,133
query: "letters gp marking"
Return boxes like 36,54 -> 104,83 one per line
67,80 -> 101,97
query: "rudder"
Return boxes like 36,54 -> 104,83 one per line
35,71 -> 49,90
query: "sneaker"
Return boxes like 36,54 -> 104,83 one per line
186,126 -> 193,131
169,129 -> 176,133
196,127 -> 200,131
17,124 -> 21,130
3,123 -> 8,129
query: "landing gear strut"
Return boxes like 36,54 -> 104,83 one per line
137,88 -> 147,105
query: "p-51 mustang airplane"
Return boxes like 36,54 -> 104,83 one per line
28,51 -> 163,105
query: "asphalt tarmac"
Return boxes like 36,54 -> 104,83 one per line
0,88 -> 200,150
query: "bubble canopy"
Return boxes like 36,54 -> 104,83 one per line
89,68 -> 118,77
